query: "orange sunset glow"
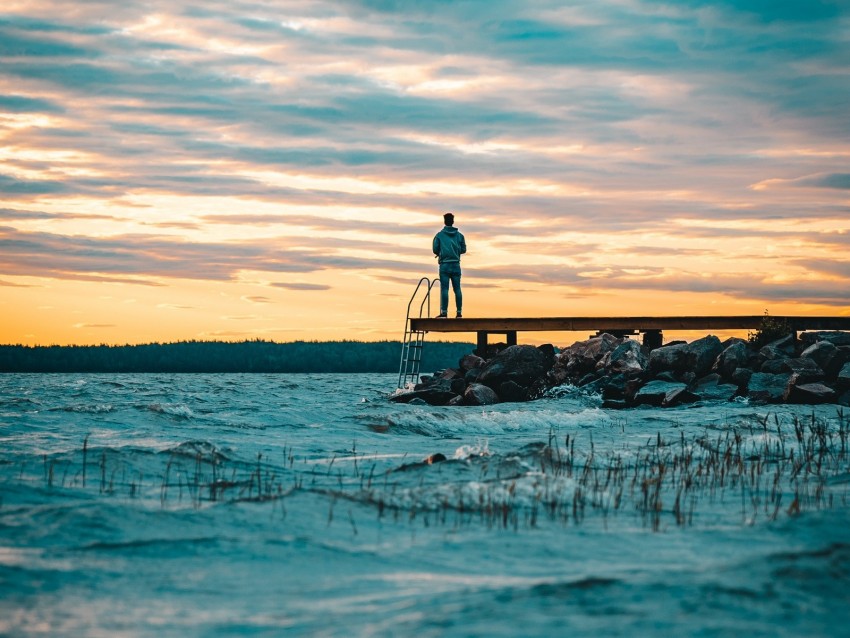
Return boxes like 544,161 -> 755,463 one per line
2,1 -> 849,345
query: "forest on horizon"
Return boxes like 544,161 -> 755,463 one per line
0,340 -> 475,373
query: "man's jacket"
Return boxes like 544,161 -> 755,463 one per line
433,226 -> 467,265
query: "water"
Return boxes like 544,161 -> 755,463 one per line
1,373 -> 849,637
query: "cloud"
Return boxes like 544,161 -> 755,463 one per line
73,323 -> 115,329
242,295 -> 273,303
269,282 -> 332,291
0,227 -> 422,284
0,94 -> 64,113
799,173 -> 850,190
0,174 -> 70,195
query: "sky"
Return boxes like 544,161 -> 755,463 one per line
1,0 -> 849,346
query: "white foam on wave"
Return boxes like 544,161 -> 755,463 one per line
365,471 -> 581,512
145,403 -> 194,419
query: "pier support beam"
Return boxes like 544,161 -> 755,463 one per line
476,330 -> 518,356
642,330 -> 663,350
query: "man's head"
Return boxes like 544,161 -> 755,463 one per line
443,212 -> 454,226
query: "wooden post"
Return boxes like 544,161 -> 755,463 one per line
476,331 -> 488,357
507,331 -> 517,347
642,330 -> 663,350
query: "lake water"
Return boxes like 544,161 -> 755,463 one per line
1,373 -> 849,636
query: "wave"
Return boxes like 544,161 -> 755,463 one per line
139,403 -> 194,419
50,404 -> 115,414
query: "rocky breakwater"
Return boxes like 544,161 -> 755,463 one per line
391,331 -> 850,408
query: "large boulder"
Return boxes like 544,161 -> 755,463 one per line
785,382 -> 837,405
498,380 -> 529,402
800,331 -> 850,349
553,333 -> 620,379
464,383 -> 499,406
478,345 -> 552,390
692,373 -> 738,402
686,335 -> 724,378
762,334 -> 797,357
459,353 -> 485,372
714,341 -> 750,379
760,358 -> 787,374
746,372 -> 793,404
800,341 -> 839,376
601,339 -> 648,375
391,386 -> 456,406
648,342 -> 690,374
634,380 -> 690,407
731,367 -> 753,388
780,358 -> 824,383
759,345 -> 790,363
649,335 -> 723,379
837,362 -> 850,391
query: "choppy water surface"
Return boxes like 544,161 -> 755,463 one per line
1,373 -> 849,637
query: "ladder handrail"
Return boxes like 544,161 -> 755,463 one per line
397,277 -> 436,389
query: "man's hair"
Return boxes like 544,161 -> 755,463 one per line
443,212 -> 454,225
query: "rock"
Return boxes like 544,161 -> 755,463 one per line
837,362 -> 850,390
478,345 -> 553,390
579,375 -> 610,396
721,337 -> 747,349
764,334 -> 797,357
634,380 -> 688,407
459,353 -> 486,371
415,377 -> 451,392
537,343 -> 556,364
760,359 -> 787,374
463,383 -> 499,405
655,371 -> 678,382
785,382 -> 837,405
553,333 -> 621,378
499,380 -> 529,402
800,341 -> 839,375
662,386 -> 700,407
599,374 -> 626,400
838,390 -> 850,407
450,378 -> 467,395
780,358 -> 824,383
746,372 -> 793,404
692,374 -> 738,402
464,368 -> 482,384
407,398 -> 428,406
686,335 -> 724,378
424,453 -> 447,464
649,342 -> 690,374
759,345 -> 790,363
602,399 -> 629,409
391,387 -> 456,406
446,395 -> 465,406
438,368 -> 463,380
578,372 -> 600,387
649,335 -> 722,379
800,331 -> 850,348
603,339 -> 648,375
731,367 -> 753,388
714,341 -> 750,378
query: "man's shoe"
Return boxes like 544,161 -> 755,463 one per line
456,313 -> 462,318
436,312 -> 447,318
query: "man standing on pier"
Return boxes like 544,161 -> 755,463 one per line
432,212 -> 466,318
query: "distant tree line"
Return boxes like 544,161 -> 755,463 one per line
0,340 -> 475,373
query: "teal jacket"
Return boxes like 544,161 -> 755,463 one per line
432,225 -> 466,265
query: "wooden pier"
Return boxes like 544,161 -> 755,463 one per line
409,316 -> 850,353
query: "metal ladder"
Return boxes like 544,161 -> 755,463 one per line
397,277 -> 436,389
